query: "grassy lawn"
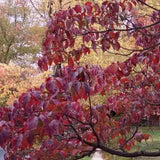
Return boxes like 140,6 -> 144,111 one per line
80,157 -> 90,160
80,127 -> 160,160
134,127 -> 160,151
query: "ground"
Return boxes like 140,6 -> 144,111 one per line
81,127 -> 160,160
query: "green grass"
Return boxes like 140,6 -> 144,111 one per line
108,127 -> 160,160
80,157 -> 90,160
134,127 -> 160,151
80,127 -> 160,160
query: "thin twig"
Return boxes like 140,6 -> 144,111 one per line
137,0 -> 159,11
64,114 -> 89,125
119,126 -> 139,150
29,0 -> 45,18
81,20 -> 160,35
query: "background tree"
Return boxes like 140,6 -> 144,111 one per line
0,0 -> 45,65
0,63 -> 51,106
0,0 -> 160,160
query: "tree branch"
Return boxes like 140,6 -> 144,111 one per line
64,114 -> 89,125
81,19 -> 160,35
71,148 -> 96,160
136,0 -> 159,11
119,126 -> 138,150
144,98 -> 160,106
29,0 -> 45,18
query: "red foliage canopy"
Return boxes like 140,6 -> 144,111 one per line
0,0 -> 160,159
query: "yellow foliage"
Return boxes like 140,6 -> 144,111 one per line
0,63 -> 51,106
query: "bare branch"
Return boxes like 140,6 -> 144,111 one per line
29,0 -> 44,18
144,99 -> 160,106
121,42 -> 160,52
71,148 -> 96,160
64,114 -> 89,125
99,143 -> 160,157
136,0 -> 159,11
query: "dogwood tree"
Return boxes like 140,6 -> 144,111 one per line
0,0 -> 160,159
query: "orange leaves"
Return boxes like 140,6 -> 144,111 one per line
0,65 -> 7,78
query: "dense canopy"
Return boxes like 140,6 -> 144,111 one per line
0,0 -> 160,159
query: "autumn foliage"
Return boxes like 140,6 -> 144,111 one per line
0,0 -> 160,159
0,63 -> 51,106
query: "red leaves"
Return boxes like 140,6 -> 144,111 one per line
120,77 -> 129,84
71,149 -> 80,156
119,139 -> 135,151
82,46 -> 90,54
101,38 -> 110,51
138,0 -> 146,5
13,134 -> 23,149
38,0 -> 126,70
38,0 -> 124,68
38,57 -> 48,71
131,0 -> 137,6
66,19 -> 73,30
1,1 -> 160,159
1,55 -> 160,158
59,150 -> 68,159
104,63 -> 118,75
119,138 -> 125,145
19,92 -> 31,108
26,117 -> 38,131
149,54 -> 160,65
68,56 -> 74,68
70,82 -> 89,101
24,130 -> 34,145
46,78 -> 56,93
112,41 -> 120,51
0,128 -> 11,145
82,132 -> 96,142
108,31 -> 121,51
52,53 -> 64,65
47,120 -> 59,138
83,34 -> 91,43
94,3 -> 100,16
79,86 -> 88,100
31,91 -> 41,100
74,5 -> 81,13
127,2 -> 132,11
156,82 -> 160,89
85,2 -> 93,15
143,133 -> 150,140
130,55 -> 138,66
109,31 -> 120,39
